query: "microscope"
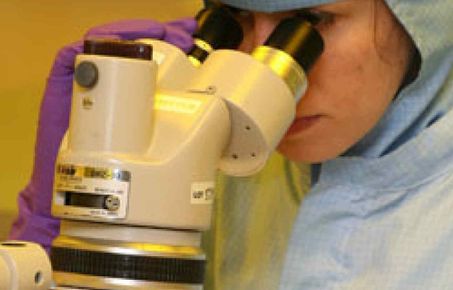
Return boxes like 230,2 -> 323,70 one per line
1,5 -> 323,290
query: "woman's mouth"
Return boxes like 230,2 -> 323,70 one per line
285,115 -> 323,136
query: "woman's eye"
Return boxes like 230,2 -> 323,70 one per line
296,9 -> 335,27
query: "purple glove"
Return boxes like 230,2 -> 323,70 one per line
8,18 -> 197,251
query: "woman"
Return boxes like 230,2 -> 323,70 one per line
10,0 -> 453,289
207,1 -> 453,289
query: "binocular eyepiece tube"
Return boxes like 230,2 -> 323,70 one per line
190,5 -> 323,99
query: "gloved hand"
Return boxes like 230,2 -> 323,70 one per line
8,18 -> 197,251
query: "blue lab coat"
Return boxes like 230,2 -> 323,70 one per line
206,0 -> 453,289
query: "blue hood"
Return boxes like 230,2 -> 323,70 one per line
218,0 -> 453,158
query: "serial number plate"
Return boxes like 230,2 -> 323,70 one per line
53,164 -> 131,219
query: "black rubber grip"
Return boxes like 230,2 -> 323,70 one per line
50,247 -> 206,284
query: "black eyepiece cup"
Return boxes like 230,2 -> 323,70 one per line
264,17 -> 324,72
194,6 -> 243,50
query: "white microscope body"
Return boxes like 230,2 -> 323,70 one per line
1,6 -> 323,290
50,38 -> 301,290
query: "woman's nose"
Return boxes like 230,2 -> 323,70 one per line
239,12 -> 290,53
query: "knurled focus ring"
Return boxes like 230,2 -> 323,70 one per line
50,247 -> 206,284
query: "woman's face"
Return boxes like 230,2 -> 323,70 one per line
229,0 -> 413,163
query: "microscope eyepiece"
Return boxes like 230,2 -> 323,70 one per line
194,5 -> 243,50
189,5 -> 243,64
264,17 -> 324,72
250,16 -> 324,99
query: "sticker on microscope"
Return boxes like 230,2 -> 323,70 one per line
54,164 -> 130,219
191,182 -> 215,204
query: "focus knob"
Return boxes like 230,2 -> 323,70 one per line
74,61 -> 98,88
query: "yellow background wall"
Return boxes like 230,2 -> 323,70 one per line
0,0 -> 201,237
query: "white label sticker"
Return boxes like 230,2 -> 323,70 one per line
191,182 -> 215,205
